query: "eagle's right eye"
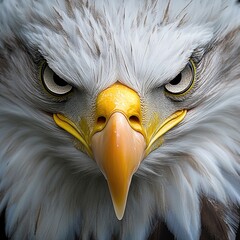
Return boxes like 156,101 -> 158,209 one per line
41,63 -> 73,96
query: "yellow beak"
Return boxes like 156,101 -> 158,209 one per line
53,83 -> 187,220
91,83 -> 146,219
92,112 -> 145,220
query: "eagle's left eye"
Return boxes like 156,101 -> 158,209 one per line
41,63 -> 73,96
164,60 -> 195,95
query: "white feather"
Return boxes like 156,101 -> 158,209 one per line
0,0 -> 240,239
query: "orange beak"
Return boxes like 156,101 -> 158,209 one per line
91,83 -> 146,220
92,112 -> 145,219
53,83 -> 187,220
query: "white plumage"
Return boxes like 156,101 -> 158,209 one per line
0,0 -> 239,239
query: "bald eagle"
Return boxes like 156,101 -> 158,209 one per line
0,0 -> 240,239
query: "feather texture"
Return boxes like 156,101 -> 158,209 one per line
0,0 -> 240,239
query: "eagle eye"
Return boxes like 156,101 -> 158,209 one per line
164,60 -> 195,95
41,63 -> 73,96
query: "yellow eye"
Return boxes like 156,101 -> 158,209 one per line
165,60 -> 195,95
41,63 -> 73,96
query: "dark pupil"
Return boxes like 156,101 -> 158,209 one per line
53,73 -> 68,86
170,73 -> 182,85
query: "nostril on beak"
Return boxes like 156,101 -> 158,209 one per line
97,116 -> 107,125
129,115 -> 140,124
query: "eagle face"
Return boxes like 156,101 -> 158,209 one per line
0,0 -> 240,240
